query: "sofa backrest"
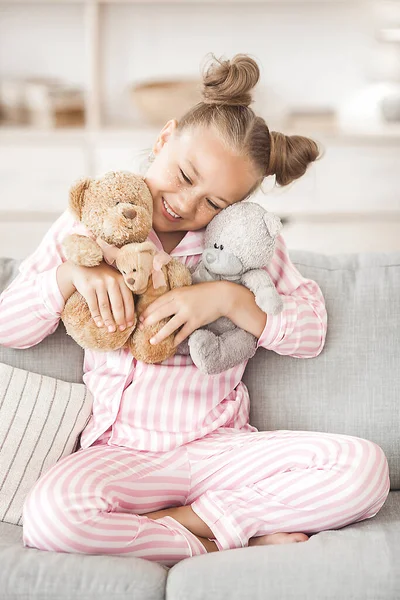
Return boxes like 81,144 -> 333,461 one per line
1,253 -> 399,489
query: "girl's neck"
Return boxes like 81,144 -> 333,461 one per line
154,229 -> 187,254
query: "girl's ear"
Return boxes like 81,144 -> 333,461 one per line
153,119 -> 178,155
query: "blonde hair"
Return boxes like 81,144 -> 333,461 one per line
177,53 -> 321,191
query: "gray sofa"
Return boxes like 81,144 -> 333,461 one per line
0,250 -> 399,600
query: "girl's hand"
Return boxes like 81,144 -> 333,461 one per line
70,261 -> 136,332
138,281 -> 231,347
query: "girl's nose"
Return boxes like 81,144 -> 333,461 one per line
175,190 -> 199,218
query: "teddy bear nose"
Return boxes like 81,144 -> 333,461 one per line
126,278 -> 135,285
122,208 -> 137,220
205,251 -> 216,263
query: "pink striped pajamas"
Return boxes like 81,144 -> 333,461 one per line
0,210 -> 390,566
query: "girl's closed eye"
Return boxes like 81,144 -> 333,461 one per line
180,169 -> 192,185
180,168 -> 220,210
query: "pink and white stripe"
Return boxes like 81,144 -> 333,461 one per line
22,428 -> 390,566
0,210 -> 328,453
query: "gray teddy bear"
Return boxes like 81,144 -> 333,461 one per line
180,201 -> 284,374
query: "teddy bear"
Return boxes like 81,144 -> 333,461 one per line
61,170 -> 192,361
124,241 -> 192,364
179,201 -> 284,374
61,171 -> 153,352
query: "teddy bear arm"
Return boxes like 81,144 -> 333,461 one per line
241,269 -> 283,315
63,234 -> 104,267
166,259 -> 192,289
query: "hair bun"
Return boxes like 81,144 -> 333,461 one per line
268,131 -> 321,186
201,53 -> 260,107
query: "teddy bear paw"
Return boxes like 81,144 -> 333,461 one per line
188,329 -> 220,374
255,288 -> 283,315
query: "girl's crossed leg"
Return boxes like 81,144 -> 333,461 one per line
187,428 -> 390,551
22,443 -> 201,567
22,429 -> 390,566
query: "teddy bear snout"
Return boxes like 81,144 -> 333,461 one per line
205,251 -> 217,264
126,277 -> 135,285
122,208 -> 137,220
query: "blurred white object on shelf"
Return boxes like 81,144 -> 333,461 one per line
24,81 -> 85,128
338,82 -> 400,129
0,78 -> 85,129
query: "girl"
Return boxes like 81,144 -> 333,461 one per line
0,54 -> 390,567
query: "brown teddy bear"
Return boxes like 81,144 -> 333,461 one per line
61,170 -> 153,352
61,171 -> 192,362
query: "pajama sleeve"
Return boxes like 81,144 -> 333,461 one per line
0,209 -> 76,349
256,234 -> 327,358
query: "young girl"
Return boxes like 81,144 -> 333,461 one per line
0,54 -> 390,567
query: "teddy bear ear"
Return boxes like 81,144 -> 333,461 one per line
138,241 -> 157,255
263,212 -> 282,238
69,178 -> 91,220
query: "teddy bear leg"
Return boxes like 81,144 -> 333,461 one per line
188,328 -> 258,374
62,291 -> 135,351
128,324 -> 176,364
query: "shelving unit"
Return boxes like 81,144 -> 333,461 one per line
0,0 -> 399,257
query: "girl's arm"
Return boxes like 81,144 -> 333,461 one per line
138,234 -> 327,360
0,210 -> 75,349
226,235 -> 327,359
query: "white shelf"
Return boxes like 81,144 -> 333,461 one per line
2,123 -> 400,145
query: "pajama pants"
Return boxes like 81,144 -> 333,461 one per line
23,428 -> 390,567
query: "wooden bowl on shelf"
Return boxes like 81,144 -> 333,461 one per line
131,79 -> 201,126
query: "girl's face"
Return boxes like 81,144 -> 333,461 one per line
145,119 -> 260,233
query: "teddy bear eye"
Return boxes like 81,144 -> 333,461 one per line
133,268 -> 137,272
214,243 -> 218,249
220,244 -> 224,250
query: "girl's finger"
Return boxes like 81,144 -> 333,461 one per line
150,314 -> 185,345
173,323 -> 194,347
141,298 -> 176,327
107,281 -> 126,328
140,291 -> 174,321
119,282 -> 136,327
85,288 -> 104,327
96,286 -> 116,331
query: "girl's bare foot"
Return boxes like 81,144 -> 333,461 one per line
249,532 -> 309,546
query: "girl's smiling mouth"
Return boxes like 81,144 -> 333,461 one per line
162,197 -> 182,221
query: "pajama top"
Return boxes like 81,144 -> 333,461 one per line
0,209 -> 328,452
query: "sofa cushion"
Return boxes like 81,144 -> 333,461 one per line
244,250 -> 400,490
0,362 -> 93,526
0,522 -> 167,600
167,490 -> 400,600
0,257 -> 84,383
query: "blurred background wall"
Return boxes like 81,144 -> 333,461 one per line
0,0 -> 399,259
